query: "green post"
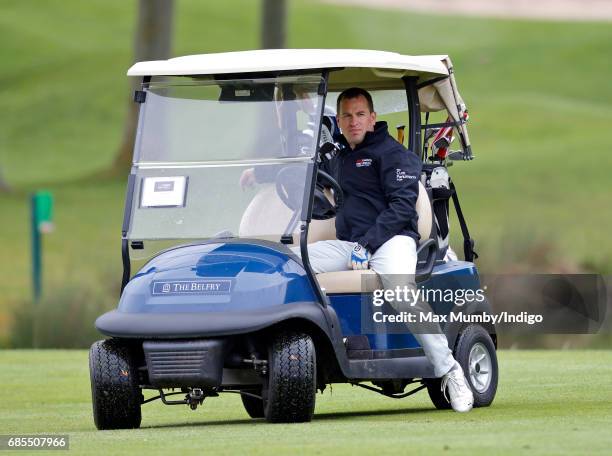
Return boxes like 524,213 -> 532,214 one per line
30,191 -> 54,301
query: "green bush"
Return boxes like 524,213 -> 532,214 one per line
10,273 -> 119,349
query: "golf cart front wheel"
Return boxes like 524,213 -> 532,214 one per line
89,339 -> 142,430
426,324 -> 498,409
264,331 -> 316,423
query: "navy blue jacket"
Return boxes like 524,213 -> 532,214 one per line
322,121 -> 422,253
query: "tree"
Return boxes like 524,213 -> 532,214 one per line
261,0 -> 287,49
112,0 -> 175,173
0,167 -> 10,192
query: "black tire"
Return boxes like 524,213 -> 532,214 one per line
89,339 -> 142,430
264,331 -> 316,423
426,377 -> 452,410
241,389 -> 265,418
426,325 -> 498,409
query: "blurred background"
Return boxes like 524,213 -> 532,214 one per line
1,0 -> 610,349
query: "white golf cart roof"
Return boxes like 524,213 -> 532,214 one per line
127,49 -> 450,82
128,49 -> 472,148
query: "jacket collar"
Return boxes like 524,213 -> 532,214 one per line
339,121 -> 389,151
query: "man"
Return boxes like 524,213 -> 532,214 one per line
306,87 -> 474,413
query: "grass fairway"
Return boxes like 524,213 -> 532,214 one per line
0,350 -> 610,455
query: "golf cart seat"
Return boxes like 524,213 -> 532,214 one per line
314,181 -> 436,293
238,179 -> 437,293
238,184 -> 299,240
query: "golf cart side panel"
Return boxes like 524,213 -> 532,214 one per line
426,260 -> 495,343
329,293 -> 422,350
328,261 -> 481,350
119,241 -> 316,314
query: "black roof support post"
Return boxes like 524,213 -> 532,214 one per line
300,71 -> 330,308
403,76 -> 422,158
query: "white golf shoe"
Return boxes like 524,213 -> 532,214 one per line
441,362 -> 474,413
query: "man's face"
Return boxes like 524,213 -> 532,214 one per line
337,95 -> 376,149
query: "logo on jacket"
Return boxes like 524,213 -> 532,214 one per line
355,158 -> 372,168
396,169 -> 417,182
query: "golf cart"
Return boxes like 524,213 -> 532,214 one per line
90,49 -> 498,429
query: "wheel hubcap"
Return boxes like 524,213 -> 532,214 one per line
468,343 -> 492,393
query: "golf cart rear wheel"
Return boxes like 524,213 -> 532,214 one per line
241,388 -> 265,418
89,339 -> 142,430
426,324 -> 498,409
264,331 -> 316,423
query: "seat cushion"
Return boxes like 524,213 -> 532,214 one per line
316,270 -> 382,294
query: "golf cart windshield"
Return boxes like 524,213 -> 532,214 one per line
127,74 -> 325,257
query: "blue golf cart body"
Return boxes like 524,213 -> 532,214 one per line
89,49 -> 498,429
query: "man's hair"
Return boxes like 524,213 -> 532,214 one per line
336,87 -> 374,114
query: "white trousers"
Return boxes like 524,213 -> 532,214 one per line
294,235 -> 455,377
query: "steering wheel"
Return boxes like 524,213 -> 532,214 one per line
275,165 -> 307,211
274,166 -> 344,220
312,169 -> 344,220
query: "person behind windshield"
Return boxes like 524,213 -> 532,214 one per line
304,87 -> 474,413
239,86 -> 328,189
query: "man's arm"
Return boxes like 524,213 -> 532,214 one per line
357,146 -> 422,253
244,120 -> 339,188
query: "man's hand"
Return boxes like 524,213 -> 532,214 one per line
239,168 -> 256,190
349,244 -> 371,270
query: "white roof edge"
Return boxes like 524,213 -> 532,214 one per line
127,49 -> 450,77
